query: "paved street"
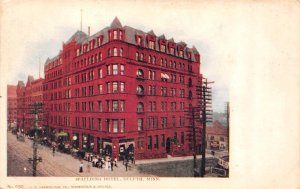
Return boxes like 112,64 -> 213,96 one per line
7,131 -> 228,177
7,131 -> 152,177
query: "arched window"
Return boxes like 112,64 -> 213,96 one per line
136,52 -> 139,61
137,102 -> 144,112
113,48 -> 118,56
153,56 -> 156,64
136,85 -> 144,95
136,69 -> 144,78
148,55 -> 151,63
140,53 -> 144,61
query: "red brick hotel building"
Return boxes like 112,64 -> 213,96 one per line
43,17 -> 203,159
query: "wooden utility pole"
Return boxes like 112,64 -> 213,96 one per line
199,78 -> 213,177
28,102 -> 43,176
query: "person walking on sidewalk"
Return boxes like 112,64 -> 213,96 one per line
52,146 -> 55,157
79,161 -> 83,173
114,157 -> 118,167
110,160 -> 114,171
125,159 -> 128,172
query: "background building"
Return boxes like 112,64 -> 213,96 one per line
206,121 -> 228,150
7,85 -> 18,129
16,76 -> 44,134
41,17 -> 203,159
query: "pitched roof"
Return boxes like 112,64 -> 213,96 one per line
110,16 -> 122,28
147,30 -> 156,36
207,121 -> 228,136
66,30 -> 88,43
168,38 -> 175,43
158,34 -> 166,40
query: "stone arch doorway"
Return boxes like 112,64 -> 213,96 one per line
166,138 -> 171,154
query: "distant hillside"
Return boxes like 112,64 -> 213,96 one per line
212,112 -> 228,127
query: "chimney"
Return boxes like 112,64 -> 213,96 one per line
88,26 -> 90,36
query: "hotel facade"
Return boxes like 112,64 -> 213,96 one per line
16,17 -> 204,160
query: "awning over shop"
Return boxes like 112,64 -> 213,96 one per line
55,131 -> 69,137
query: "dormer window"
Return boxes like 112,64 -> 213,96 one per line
170,48 -> 174,55
97,37 -> 102,46
149,41 -> 155,49
160,45 -> 166,52
179,50 -> 183,58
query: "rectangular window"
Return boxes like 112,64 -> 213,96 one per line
113,119 -> 118,133
107,82 -> 111,93
98,84 -> 103,94
112,100 -> 118,112
138,118 -> 143,131
120,82 -> 125,93
113,64 -> 118,75
138,137 -> 144,149
107,65 -> 111,75
161,134 -> 165,147
98,101 -> 102,112
172,116 -> 176,127
112,82 -> 118,93
154,135 -> 158,149
120,119 -> 125,133
181,132 -> 184,144
106,119 -> 111,132
98,118 -> 102,131
98,68 -> 102,78
106,100 -> 110,112
147,136 -> 152,149
120,65 -> 125,75
113,31 -> 117,40
120,100 -> 125,112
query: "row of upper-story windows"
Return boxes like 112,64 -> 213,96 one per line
75,30 -> 123,57
135,51 -> 188,72
45,58 -> 62,72
136,85 -> 188,98
135,34 -> 192,59
137,116 -> 186,132
136,69 -> 188,85
74,47 -> 123,72
45,69 -> 63,80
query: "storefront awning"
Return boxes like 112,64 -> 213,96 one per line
55,131 -> 69,137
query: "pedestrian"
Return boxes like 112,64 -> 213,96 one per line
79,161 -> 83,173
131,156 -> 135,165
52,146 -> 55,157
110,160 -> 114,171
125,160 -> 128,172
114,157 -> 118,167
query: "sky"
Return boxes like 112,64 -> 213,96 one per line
0,0 -> 235,113
2,1 -> 232,112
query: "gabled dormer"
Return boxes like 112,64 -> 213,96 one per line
177,41 -> 187,58
146,30 -> 156,50
158,35 -> 166,53
97,35 -> 104,46
167,38 -> 176,55
135,32 -> 144,47
108,17 -> 124,41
